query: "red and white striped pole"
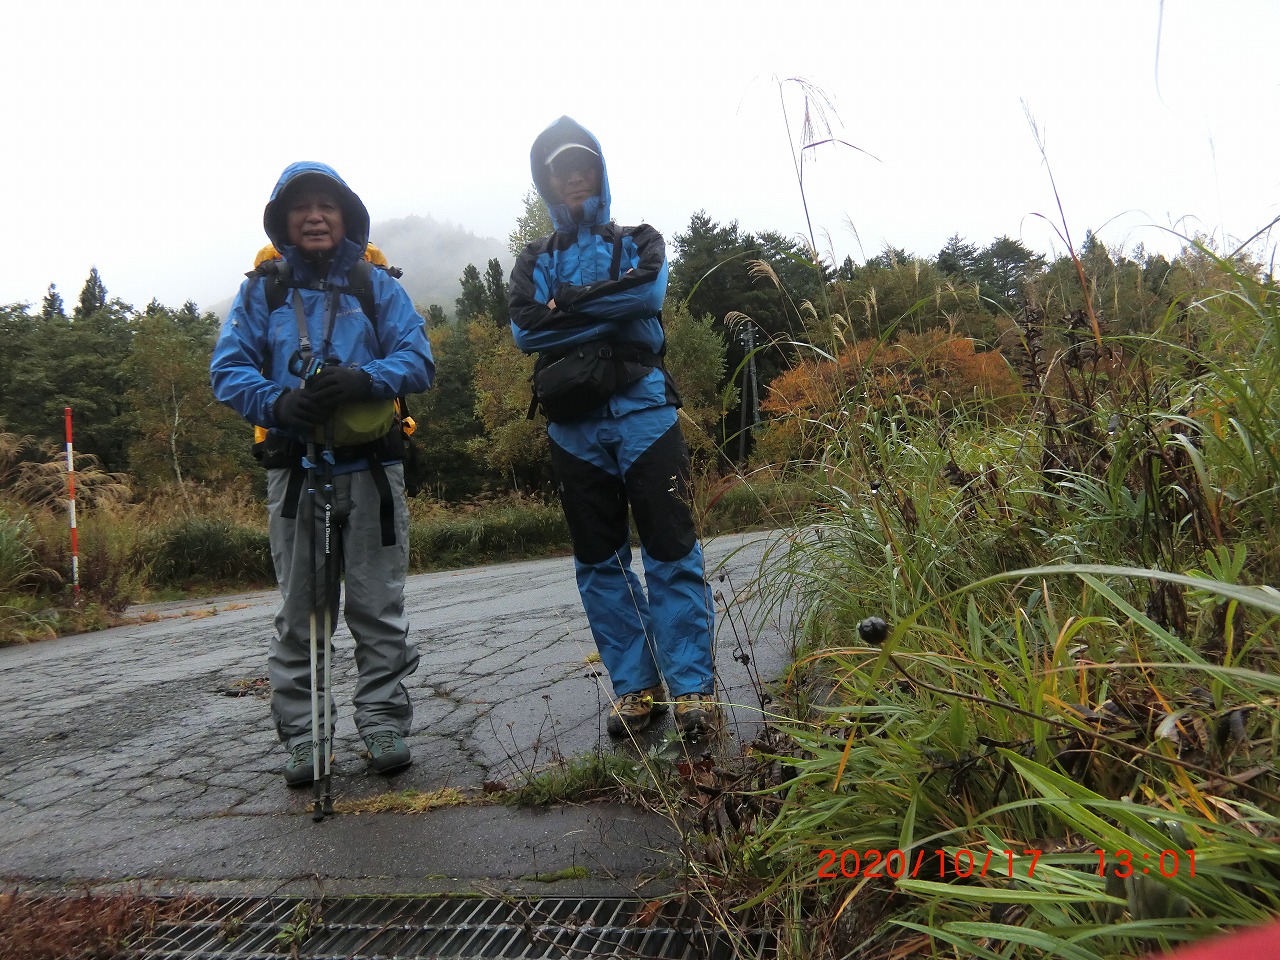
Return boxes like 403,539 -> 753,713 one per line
64,407 -> 80,600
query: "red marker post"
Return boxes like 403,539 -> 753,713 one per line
64,407 -> 80,600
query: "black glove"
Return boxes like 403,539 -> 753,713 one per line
307,365 -> 374,411
273,387 -> 327,428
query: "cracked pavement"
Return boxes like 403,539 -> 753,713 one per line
0,531 -> 794,897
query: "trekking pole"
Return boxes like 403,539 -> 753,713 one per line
319,418 -> 337,819
305,439 -> 326,822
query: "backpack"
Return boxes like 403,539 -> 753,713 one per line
249,244 -> 402,329
247,246 -> 428,497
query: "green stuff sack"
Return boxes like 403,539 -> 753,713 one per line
318,398 -> 397,446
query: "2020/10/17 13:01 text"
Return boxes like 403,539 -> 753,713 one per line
816,848 -> 1198,880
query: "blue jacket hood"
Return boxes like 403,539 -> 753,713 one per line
263,161 -> 369,277
530,117 -> 611,234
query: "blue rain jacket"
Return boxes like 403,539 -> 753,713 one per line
210,161 -> 433,442
508,117 -> 671,419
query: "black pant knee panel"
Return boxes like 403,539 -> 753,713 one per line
627,423 -> 697,562
548,423 -> 698,565
549,440 -> 628,565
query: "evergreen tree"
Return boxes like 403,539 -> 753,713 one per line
1077,230 -> 1116,300
177,300 -> 207,332
484,258 -> 509,325
0,294 -> 137,469
416,323 -> 488,499
58,295 -> 136,471
670,213 -> 823,344
1143,251 -> 1173,296
937,235 -> 981,279
975,236 -> 1045,307
669,212 -> 825,458
426,304 -> 448,328
74,267 -> 108,320
455,263 -> 487,322
0,304 -> 56,443
41,284 -> 65,320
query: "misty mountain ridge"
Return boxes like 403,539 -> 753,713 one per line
209,214 -> 509,319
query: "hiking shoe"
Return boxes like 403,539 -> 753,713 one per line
606,685 -> 669,737
364,730 -> 412,775
283,741 -> 316,788
674,692 -> 720,737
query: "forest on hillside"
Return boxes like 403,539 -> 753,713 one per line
0,196 -> 1230,506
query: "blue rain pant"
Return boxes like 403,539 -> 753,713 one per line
547,405 -> 714,698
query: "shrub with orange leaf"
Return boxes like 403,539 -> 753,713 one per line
753,331 -> 1021,465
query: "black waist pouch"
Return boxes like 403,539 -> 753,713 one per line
530,340 -> 661,423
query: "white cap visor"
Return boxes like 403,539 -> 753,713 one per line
545,142 -> 599,165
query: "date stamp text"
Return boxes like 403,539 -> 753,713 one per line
816,848 -> 1197,880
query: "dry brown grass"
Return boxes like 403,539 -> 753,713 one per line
0,889 -> 213,959
333,786 -> 473,814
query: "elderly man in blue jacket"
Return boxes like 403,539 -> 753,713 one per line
508,117 -> 718,738
211,161 -> 433,785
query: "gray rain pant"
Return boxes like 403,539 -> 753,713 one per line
266,463 -> 418,749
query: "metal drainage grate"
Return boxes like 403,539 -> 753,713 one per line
137,895 -> 774,959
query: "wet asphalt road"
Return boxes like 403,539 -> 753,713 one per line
0,531 -> 795,897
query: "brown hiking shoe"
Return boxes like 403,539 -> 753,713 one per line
606,684 -> 669,737
674,692 -> 720,737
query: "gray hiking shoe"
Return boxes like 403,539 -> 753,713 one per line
364,730 -> 411,775
606,684 -> 669,737
283,741 -> 315,788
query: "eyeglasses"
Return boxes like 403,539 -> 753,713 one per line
548,151 -> 599,181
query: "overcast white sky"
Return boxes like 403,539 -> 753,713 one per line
2,0 -> 1276,313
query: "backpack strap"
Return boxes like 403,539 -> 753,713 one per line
245,258 -> 292,316
250,258 -> 379,330
365,454 -> 397,546
279,465 -> 307,520
344,259 -> 378,331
